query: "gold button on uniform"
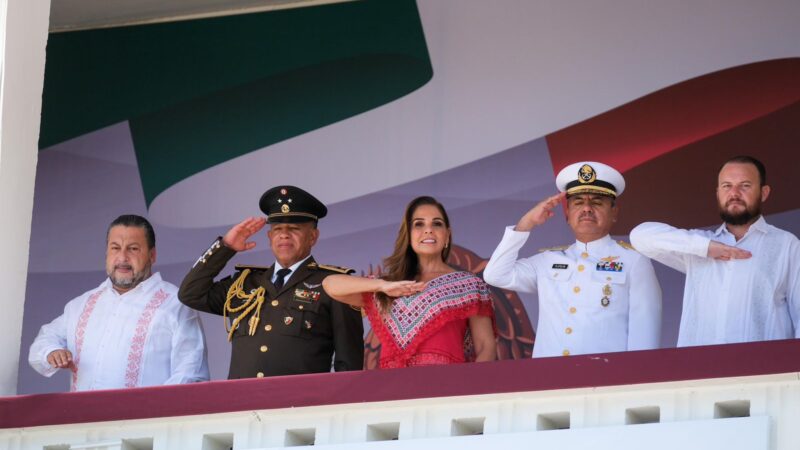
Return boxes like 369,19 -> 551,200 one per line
565,327 -> 572,334
264,324 -> 273,332
569,306 -> 577,314
573,286 -> 581,294
606,276 -> 612,281
256,372 -> 265,378
562,349 -> 570,356
581,252 -> 589,259
271,300 -> 279,306
577,265 -> 585,272
298,305 -> 304,310
260,345 -> 268,352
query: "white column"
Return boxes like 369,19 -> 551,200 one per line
0,0 -> 50,395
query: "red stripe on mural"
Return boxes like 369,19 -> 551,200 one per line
547,58 -> 800,174
545,58 -> 800,231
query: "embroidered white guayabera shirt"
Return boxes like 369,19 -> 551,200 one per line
29,273 -> 209,391
630,217 -> 800,347
484,227 -> 662,357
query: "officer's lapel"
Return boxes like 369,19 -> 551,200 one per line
276,256 -> 315,296
264,265 -> 278,298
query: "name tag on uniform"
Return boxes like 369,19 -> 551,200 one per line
552,264 -> 569,269
596,261 -> 624,272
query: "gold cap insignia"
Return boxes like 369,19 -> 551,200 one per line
578,164 -> 596,184
281,203 -> 290,213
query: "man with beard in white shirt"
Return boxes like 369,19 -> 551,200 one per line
631,155 -> 800,346
29,214 -> 209,391
484,162 -> 662,357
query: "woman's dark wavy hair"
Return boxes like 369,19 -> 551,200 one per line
376,196 -> 452,310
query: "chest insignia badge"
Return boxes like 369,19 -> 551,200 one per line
601,283 -> 612,307
596,260 -> 624,272
294,289 -> 321,303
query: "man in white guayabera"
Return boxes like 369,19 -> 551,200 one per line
631,155 -> 800,346
29,214 -> 209,391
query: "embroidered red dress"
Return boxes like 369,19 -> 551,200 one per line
363,271 -> 495,369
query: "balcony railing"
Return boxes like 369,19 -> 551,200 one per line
2,339 -> 799,449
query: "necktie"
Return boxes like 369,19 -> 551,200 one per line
273,268 -> 292,290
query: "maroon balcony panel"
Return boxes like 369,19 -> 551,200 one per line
2,339 -> 799,429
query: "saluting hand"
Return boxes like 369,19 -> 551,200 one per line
380,280 -> 427,298
707,241 -> 752,261
47,349 -> 74,370
515,192 -> 567,232
223,217 -> 267,252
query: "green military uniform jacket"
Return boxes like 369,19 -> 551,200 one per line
178,238 -> 364,379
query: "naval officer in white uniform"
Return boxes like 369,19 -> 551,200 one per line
483,161 -> 662,357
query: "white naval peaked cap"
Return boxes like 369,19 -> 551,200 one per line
555,161 -> 626,198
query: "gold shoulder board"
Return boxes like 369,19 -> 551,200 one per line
617,240 -> 636,251
537,245 -> 570,253
309,262 -> 355,274
234,264 -> 271,272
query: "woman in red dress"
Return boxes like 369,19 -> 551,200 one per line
323,196 -> 496,368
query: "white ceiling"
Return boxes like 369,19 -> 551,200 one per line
49,0 -> 351,32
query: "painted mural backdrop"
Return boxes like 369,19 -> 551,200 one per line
21,0 -> 800,393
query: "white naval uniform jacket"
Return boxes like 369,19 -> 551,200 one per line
484,226 -> 662,357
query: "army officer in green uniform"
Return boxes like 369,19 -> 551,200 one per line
179,186 -> 364,379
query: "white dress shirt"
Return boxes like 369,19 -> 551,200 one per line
271,255 -> 312,285
484,227 -> 662,357
29,273 -> 209,391
630,217 -> 800,346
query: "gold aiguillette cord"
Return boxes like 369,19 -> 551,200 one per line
223,269 -> 266,341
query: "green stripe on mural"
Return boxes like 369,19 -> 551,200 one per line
40,0 -> 432,205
